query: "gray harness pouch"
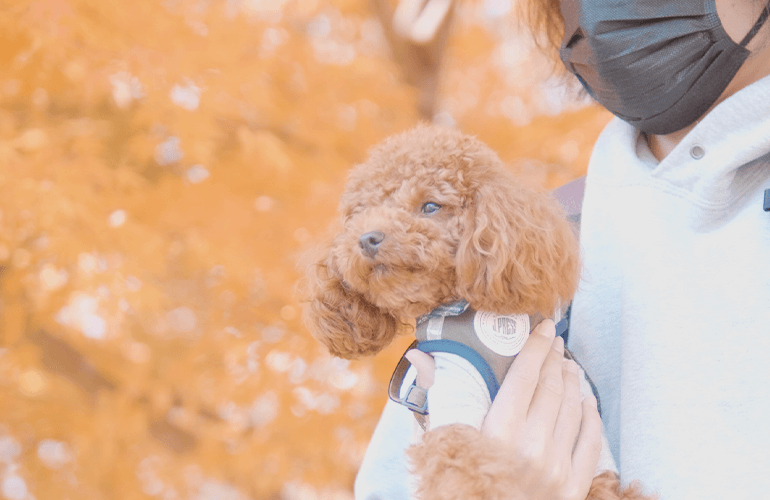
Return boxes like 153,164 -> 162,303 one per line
415,303 -> 547,388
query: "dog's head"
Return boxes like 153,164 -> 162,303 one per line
302,125 -> 580,359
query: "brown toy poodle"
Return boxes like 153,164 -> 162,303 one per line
302,125 -> 653,500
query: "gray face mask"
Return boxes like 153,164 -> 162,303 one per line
559,0 -> 770,135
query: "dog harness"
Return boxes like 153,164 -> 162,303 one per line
388,300 -> 600,430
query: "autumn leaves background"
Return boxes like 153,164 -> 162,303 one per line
0,0 -> 609,498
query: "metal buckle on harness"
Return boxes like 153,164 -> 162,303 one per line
388,340 -> 429,430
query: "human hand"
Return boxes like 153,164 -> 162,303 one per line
481,319 -> 602,500
406,320 -> 602,500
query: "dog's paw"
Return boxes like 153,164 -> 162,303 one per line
587,471 -> 657,500
407,424 -> 518,500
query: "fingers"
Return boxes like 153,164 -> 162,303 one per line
552,359 -> 582,457
494,319 -> 558,427
405,349 -> 436,389
526,334 -> 565,438
570,396 -> 603,494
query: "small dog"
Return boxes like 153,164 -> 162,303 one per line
303,125 -> 651,499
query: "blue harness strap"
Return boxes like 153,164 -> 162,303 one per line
554,308 -> 570,343
418,339 -> 501,402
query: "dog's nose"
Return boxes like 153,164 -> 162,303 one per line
359,231 -> 386,258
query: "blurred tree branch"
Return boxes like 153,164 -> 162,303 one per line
370,0 -> 456,120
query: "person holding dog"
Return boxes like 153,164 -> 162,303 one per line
356,0 -> 770,499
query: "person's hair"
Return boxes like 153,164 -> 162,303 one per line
516,0 -> 565,67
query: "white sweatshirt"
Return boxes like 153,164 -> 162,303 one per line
568,74 -> 770,499
354,74 -> 770,499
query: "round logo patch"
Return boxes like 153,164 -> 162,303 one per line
473,311 -> 530,356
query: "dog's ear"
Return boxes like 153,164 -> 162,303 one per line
455,175 -> 580,316
300,242 -> 401,359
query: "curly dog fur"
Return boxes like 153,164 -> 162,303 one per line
302,125 -> 655,499
407,425 -> 654,500
303,124 -> 580,359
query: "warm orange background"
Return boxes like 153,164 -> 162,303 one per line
0,1 -> 611,498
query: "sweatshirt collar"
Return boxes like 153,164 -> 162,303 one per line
599,73 -> 770,208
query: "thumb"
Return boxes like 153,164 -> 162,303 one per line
405,349 -> 436,389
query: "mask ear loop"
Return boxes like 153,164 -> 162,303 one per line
739,2 -> 770,47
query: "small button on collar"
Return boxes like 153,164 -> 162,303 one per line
690,145 -> 705,159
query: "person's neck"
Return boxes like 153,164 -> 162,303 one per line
645,124 -> 696,161
644,125 -> 693,161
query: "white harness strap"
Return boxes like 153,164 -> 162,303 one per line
425,315 -> 444,340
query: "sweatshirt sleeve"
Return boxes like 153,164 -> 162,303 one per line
354,398 -> 415,500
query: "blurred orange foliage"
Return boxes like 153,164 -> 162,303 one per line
0,0 -> 610,498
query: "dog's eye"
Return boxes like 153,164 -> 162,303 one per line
421,202 -> 441,215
